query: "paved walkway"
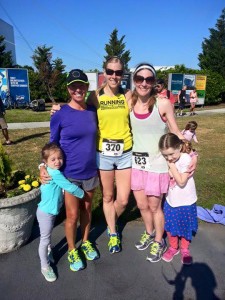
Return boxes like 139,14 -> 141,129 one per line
8,121 -> 50,129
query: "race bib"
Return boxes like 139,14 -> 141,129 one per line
132,152 -> 150,170
102,139 -> 124,157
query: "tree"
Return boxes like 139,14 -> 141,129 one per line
104,28 -> 131,71
52,58 -> 67,101
31,45 -> 66,102
0,35 -> 13,68
198,8 -> 225,79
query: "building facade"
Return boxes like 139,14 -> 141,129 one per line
0,18 -> 17,65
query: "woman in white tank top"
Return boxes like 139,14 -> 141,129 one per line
128,63 -> 185,263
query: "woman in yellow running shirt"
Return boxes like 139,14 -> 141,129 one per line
89,56 -> 132,254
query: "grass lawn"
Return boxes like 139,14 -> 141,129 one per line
1,113 -> 225,221
3,102 -> 225,123
4,104 -> 52,123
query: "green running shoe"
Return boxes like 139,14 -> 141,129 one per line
68,249 -> 84,271
108,234 -> 121,254
81,240 -> 99,260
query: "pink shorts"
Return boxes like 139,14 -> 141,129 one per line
131,168 -> 170,197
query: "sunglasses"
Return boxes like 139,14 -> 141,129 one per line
134,75 -> 155,85
105,68 -> 123,76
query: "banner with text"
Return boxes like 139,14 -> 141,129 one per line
168,73 -> 206,105
7,68 -> 30,106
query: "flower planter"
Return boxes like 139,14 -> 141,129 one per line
0,188 -> 41,254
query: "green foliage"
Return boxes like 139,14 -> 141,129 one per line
31,45 -> 66,102
0,142 -> 12,184
104,28 -> 131,71
0,35 -> 13,68
27,69 -> 42,100
0,142 -> 12,196
9,170 -> 26,187
198,8 -> 225,80
196,69 -> 225,104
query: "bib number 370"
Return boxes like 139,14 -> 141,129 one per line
102,139 -> 124,157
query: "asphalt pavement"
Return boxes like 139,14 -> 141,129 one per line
1,107 -> 225,300
0,218 -> 224,300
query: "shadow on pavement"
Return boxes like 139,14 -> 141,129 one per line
162,262 -> 220,300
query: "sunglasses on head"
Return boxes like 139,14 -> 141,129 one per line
134,75 -> 155,85
105,68 -> 123,76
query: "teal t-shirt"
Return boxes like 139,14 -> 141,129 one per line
39,167 -> 84,215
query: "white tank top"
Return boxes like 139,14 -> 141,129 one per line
130,102 -> 168,173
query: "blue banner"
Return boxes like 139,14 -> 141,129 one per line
7,69 -> 30,107
171,73 -> 184,93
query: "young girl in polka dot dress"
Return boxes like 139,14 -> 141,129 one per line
159,133 -> 198,265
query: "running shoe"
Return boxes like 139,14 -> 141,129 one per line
108,234 -> 121,254
68,249 -> 84,271
135,230 -> 155,250
81,240 -> 99,260
41,266 -> 57,282
181,248 -> 192,265
146,240 -> 167,263
162,247 -> 180,262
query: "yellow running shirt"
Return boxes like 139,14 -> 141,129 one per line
97,89 -> 132,152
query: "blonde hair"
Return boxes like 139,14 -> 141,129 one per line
96,56 -> 124,96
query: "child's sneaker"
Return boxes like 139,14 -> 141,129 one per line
81,240 -> 99,260
135,230 -> 155,250
181,248 -> 192,265
41,266 -> 57,282
146,240 -> 167,263
108,234 -> 121,254
68,249 -> 84,271
162,247 -> 180,262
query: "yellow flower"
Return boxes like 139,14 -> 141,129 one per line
23,184 -> 31,192
18,180 -> 26,185
32,181 -> 39,188
19,184 -> 25,189
25,175 -> 30,179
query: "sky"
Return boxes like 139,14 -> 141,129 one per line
0,0 -> 224,72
